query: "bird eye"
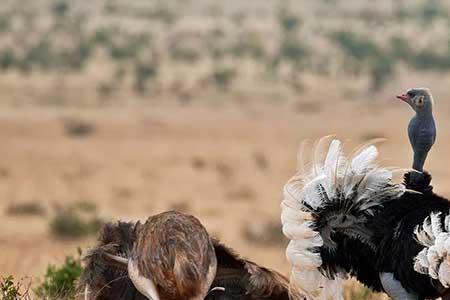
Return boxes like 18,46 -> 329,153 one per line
407,91 -> 415,97
416,96 -> 424,107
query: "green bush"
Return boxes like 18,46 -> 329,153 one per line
91,27 -> 115,46
277,6 -> 301,33
331,31 -> 396,91
0,14 -> 11,33
49,203 -> 102,239
279,38 -> 308,66
146,5 -> 177,24
108,32 -> 151,61
134,60 -> 158,95
170,45 -> 201,63
418,0 -> 446,23
210,66 -> 236,90
411,49 -> 450,71
331,31 -> 380,61
63,117 -> 95,138
389,36 -> 413,61
1,276 -> 24,300
369,54 -> 394,91
0,48 -> 16,70
34,253 -> 83,300
51,0 -> 70,18
6,202 -> 46,216
23,38 -> 54,71
231,33 -> 266,59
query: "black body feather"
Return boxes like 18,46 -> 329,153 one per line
318,172 -> 450,299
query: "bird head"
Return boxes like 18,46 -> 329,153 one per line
396,87 -> 434,114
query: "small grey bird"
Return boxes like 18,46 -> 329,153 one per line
396,87 -> 436,182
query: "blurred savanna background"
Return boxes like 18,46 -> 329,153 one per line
1,0 -> 450,299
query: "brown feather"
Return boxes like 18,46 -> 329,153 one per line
78,221 -> 145,300
133,211 -> 216,299
210,239 -> 306,300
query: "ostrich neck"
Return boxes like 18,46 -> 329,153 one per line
409,112 -> 435,172
415,109 -> 433,119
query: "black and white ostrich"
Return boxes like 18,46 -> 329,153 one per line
79,210 -> 302,300
281,88 -> 450,300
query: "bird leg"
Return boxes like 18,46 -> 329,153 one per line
84,284 -> 90,300
379,272 -> 421,300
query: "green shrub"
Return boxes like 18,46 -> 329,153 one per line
34,253 -> 83,300
170,45 -> 201,63
210,66 -> 236,90
331,31 -> 380,61
0,15 -> 11,33
108,32 -> 151,61
411,49 -> 450,71
147,5 -> 177,24
279,38 -> 308,66
63,117 -> 95,138
24,38 -> 54,71
133,60 -> 158,95
51,0 -> 70,18
369,54 -> 394,91
331,31 -> 395,90
390,36 -> 413,61
91,27 -> 115,46
66,39 -> 93,70
0,48 -> 16,70
205,27 -> 227,59
6,202 -> 46,216
418,0 -> 446,23
277,6 -> 301,33
231,33 -> 266,59
74,200 -> 97,212
49,203 -> 102,239
1,276 -> 25,300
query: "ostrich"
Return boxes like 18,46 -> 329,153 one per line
79,211 -> 303,300
279,86 -> 449,300
281,130 -> 450,300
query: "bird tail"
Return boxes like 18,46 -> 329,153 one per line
281,137 -> 404,300
414,212 -> 450,288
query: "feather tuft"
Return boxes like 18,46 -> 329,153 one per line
281,137 -> 403,300
414,210 -> 450,287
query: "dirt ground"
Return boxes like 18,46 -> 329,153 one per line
0,90 -> 449,297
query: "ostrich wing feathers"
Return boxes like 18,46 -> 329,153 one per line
281,138 -> 404,300
414,211 -> 450,288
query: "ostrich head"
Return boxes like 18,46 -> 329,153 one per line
396,87 -> 434,115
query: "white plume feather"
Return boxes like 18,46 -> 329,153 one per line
414,211 -> 450,287
281,137 -> 403,300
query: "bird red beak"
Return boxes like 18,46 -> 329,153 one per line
396,94 -> 410,103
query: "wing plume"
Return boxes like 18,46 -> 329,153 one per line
281,137 -> 404,299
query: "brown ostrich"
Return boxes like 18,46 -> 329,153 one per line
79,211 -> 303,300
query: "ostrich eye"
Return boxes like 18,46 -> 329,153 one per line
416,96 -> 424,107
407,91 -> 416,97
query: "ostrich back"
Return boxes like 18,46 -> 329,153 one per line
373,184 -> 450,298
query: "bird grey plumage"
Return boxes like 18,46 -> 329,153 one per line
396,87 -> 436,181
